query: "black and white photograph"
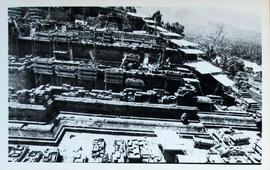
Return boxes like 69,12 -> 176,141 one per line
2,0 -> 269,167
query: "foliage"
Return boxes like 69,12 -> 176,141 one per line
152,10 -> 162,26
164,22 -> 185,37
125,7 -> 136,13
191,23 -> 261,66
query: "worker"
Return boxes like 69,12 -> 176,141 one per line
30,24 -> 36,37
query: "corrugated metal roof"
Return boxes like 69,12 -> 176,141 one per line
184,60 -> 222,74
179,48 -> 204,54
211,74 -> 235,87
160,31 -> 181,37
146,24 -> 168,32
143,19 -> 155,24
170,39 -> 199,48
126,12 -> 147,18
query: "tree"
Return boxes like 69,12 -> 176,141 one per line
229,40 -> 262,64
199,24 -> 227,61
152,10 -> 162,26
189,22 -> 261,69
225,56 -> 245,77
165,22 -> 185,37
125,6 -> 136,13
208,24 -> 227,56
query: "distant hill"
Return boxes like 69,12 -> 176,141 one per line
136,7 -> 261,43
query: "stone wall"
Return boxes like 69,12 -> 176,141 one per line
55,96 -> 199,120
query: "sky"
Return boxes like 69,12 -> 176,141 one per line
135,1 -> 263,43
